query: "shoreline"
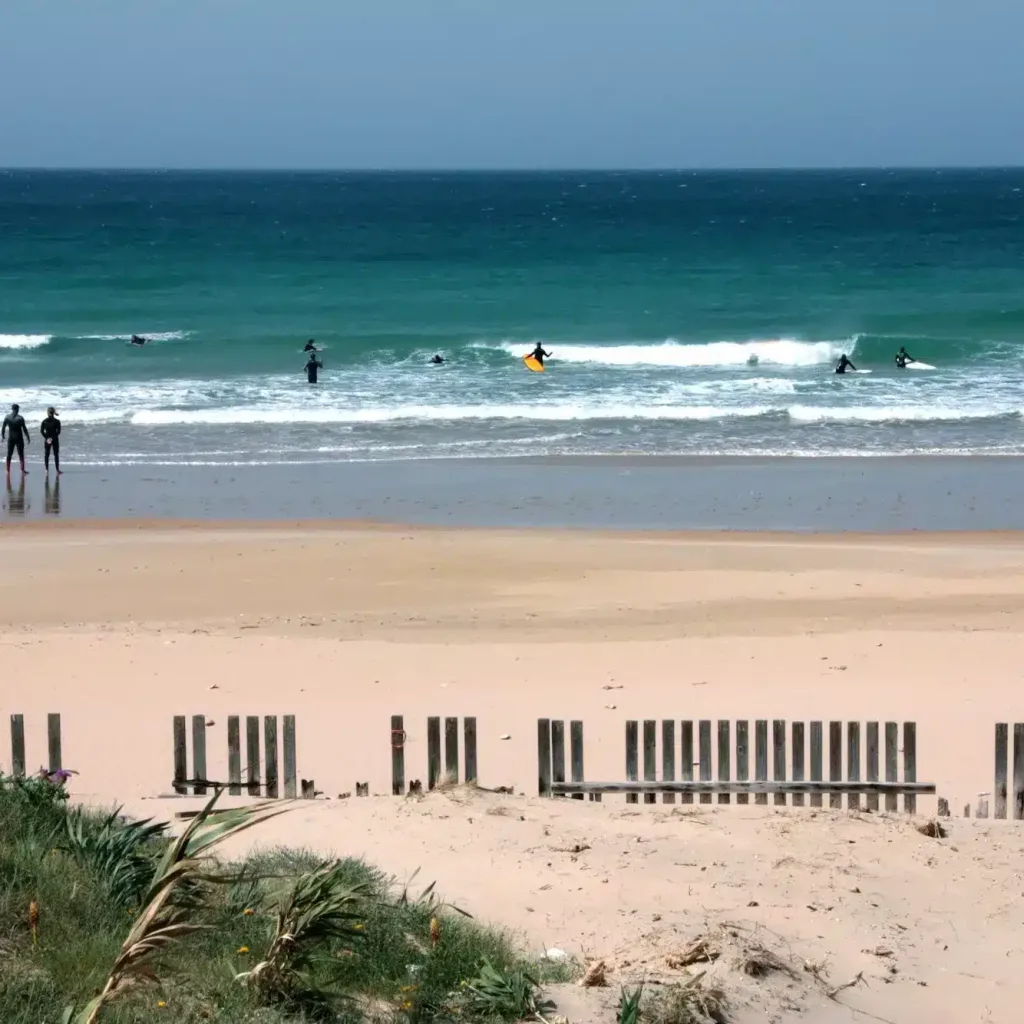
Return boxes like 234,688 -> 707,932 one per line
4,454 -> 1024,529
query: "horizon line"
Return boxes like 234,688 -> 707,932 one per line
2,164 -> 1024,174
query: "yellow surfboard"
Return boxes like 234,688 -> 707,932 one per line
523,355 -> 544,373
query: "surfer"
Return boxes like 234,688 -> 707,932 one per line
304,339 -> 318,352
129,335 -> 147,346
834,354 -> 857,375
528,343 -> 552,366
430,354 -> 445,365
894,346 -> 915,369
40,407 -> 61,476
2,403 -> 30,477
305,351 -> 324,384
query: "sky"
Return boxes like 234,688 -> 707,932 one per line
2,0 -> 1023,170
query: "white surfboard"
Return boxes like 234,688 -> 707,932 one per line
906,361 -> 936,370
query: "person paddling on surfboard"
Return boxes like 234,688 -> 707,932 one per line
129,335 -> 147,347
430,354 -> 445,365
528,343 -> 551,367
304,339 -> 318,352
835,353 -> 857,374
894,346 -> 915,369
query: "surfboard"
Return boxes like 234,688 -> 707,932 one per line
524,355 -> 544,373
853,368 -> 873,374
907,361 -> 936,370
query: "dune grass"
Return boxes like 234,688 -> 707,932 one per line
0,772 -> 565,1024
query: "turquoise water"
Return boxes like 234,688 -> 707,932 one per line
2,169 -> 1024,465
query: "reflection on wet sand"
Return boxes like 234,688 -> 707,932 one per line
44,477 -> 61,516
4,477 -> 27,516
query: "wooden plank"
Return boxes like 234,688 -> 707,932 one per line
829,721 -> 842,810
680,721 -> 694,805
791,722 -> 805,808
10,714 -> 25,778
625,720 -> 639,805
754,720 -> 768,806
772,720 -> 786,807
903,722 -> 917,815
282,715 -> 297,799
661,719 -> 676,805
698,720 -> 712,805
191,715 -> 207,796
537,719 -> 552,796
47,713 -> 62,773
643,720 -> 657,805
427,717 -> 441,790
391,715 -> 405,796
264,716 -> 279,799
884,721 -> 898,812
570,720 -> 584,800
736,720 -> 749,806
550,780 -> 937,796
173,715 -> 187,795
464,717 -> 478,785
994,723 -> 1008,819
444,717 -> 459,783
847,722 -> 861,811
246,716 -> 260,797
717,720 -> 731,805
865,722 -> 879,812
227,716 -> 241,796
1014,724 -> 1024,821
809,721 -> 823,808
551,719 -> 566,798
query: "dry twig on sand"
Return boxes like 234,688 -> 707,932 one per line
666,936 -> 721,970
827,970 -> 866,1000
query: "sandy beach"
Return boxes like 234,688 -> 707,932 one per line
2,522 -> 1024,1021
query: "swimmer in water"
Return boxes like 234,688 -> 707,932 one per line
305,351 -> 324,384
835,354 -> 857,374
129,335 -> 147,346
430,354 -> 445,365
304,339 -> 318,352
528,343 -> 552,366
894,346 -> 915,369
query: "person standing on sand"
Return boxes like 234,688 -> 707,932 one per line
2,403 -> 30,477
40,407 -> 62,475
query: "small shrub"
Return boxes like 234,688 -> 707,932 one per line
459,958 -> 555,1022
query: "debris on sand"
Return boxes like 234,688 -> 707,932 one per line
579,959 -> 608,988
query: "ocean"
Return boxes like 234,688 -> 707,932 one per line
2,169 -> 1024,469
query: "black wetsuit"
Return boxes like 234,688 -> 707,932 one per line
835,356 -> 856,375
305,357 -> 323,384
41,415 -> 61,471
530,346 -> 551,366
2,413 -> 29,468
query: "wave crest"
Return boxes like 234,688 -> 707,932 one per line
0,334 -> 50,350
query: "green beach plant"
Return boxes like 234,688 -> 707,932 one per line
62,790 -> 290,1024
236,859 -> 369,1007
460,958 -> 555,1022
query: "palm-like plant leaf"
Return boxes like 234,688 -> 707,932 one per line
65,789 -> 292,1024
237,859 -> 368,1002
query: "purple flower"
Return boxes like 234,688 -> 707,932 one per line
48,769 -> 72,785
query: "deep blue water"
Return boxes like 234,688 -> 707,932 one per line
2,169 -> 1024,465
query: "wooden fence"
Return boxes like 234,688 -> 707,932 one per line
6,713 -> 63,777
538,718 -> 935,810
986,723 -> 1024,819
172,715 -> 301,798
390,715 -> 478,795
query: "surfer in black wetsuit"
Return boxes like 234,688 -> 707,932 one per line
430,354 -> 445,365
129,335 -> 147,346
2,403 -> 30,477
835,354 -> 856,375
305,352 -> 324,384
304,339 -> 318,352
529,343 -> 552,366
40,407 -> 61,476
894,346 -> 915,369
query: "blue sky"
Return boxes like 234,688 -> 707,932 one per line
1,0 -> 1022,169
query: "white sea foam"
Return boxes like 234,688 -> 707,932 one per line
80,331 -> 191,342
0,334 -> 51,349
787,405 -> 1018,424
488,337 -> 854,368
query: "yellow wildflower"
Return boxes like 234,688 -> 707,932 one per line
242,908 -> 255,916
157,1001 -> 167,1008
237,946 -> 250,954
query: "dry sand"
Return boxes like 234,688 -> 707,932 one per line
2,522 -> 1024,1022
